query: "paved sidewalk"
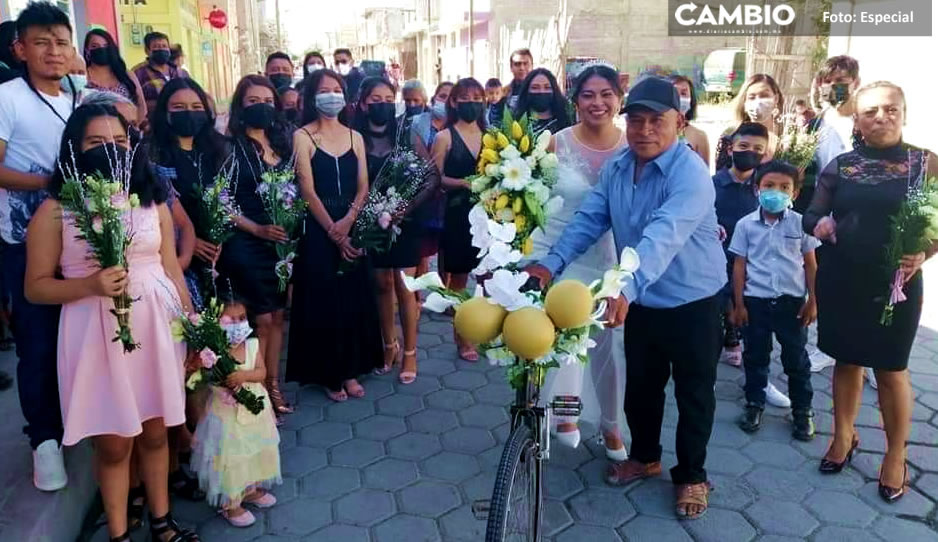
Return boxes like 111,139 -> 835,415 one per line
79,312 -> 938,542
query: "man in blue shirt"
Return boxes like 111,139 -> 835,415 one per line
527,76 -> 725,519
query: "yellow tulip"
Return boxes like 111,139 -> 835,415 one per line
511,121 -> 523,141
523,237 -> 534,255
512,197 -> 523,214
514,215 -> 526,231
519,135 -> 530,153
482,133 -> 497,150
496,132 -> 510,149
495,194 -> 510,210
481,148 -> 500,164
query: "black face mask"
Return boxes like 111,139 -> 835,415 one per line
828,83 -> 851,106
283,108 -> 299,123
529,93 -> 553,113
149,49 -> 171,66
242,103 -> 277,129
732,150 -> 763,172
269,74 -> 292,91
457,102 -> 484,123
168,110 -> 209,137
80,143 -> 129,179
405,105 -> 425,118
87,47 -> 112,67
367,102 -> 396,126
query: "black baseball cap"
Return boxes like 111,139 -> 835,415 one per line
624,76 -> 681,113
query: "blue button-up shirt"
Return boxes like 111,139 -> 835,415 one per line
728,209 -> 820,299
540,140 -> 727,309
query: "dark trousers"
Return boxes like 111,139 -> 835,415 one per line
0,243 -> 62,448
741,296 -> 814,410
624,295 -> 722,485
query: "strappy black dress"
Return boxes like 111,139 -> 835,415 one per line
440,127 -> 481,274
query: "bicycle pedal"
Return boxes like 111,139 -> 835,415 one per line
471,499 -> 491,520
550,395 -> 583,417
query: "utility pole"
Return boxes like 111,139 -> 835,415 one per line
275,0 -> 283,50
468,0 -> 474,77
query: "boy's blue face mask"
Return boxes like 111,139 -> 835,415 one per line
759,189 -> 792,214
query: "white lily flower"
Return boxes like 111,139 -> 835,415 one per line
500,158 -> 532,191
500,145 -> 521,160
401,271 -> 444,292
423,292 -> 459,313
469,205 -> 494,252
619,247 -> 641,273
475,240 -> 523,276
593,268 -> 630,300
535,130 -> 551,153
470,175 -> 490,193
484,269 -> 533,311
488,219 -> 517,244
545,195 -> 564,215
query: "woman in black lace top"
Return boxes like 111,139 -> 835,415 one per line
804,81 -> 938,502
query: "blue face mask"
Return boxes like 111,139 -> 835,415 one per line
431,100 -> 447,119
62,74 -> 86,94
759,189 -> 792,214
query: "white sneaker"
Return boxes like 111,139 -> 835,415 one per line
765,382 -> 791,408
33,439 -> 67,492
809,349 -> 836,372
866,368 -> 878,390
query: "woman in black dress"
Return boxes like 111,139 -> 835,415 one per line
286,69 -> 383,402
512,68 -> 571,135
805,81 -> 938,502
354,77 -> 434,384
431,78 -> 485,361
218,74 -> 294,417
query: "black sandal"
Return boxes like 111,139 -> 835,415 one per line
127,485 -> 146,531
169,469 -> 205,501
110,533 -> 130,542
149,512 -> 200,542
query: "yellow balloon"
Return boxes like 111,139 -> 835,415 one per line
502,307 -> 555,360
454,298 -> 508,345
544,280 -> 594,329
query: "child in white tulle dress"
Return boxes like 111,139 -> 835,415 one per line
190,298 -> 281,527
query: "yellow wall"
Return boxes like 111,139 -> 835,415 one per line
117,0 -> 236,108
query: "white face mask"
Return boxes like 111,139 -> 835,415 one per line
679,96 -> 692,115
336,62 -> 352,76
221,320 -> 252,346
315,92 -> 346,118
306,63 -> 324,73
431,99 -> 447,119
745,97 -> 775,121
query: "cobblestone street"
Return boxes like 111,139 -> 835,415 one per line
78,309 -> 938,541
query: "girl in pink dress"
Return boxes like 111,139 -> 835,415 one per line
25,104 -> 200,542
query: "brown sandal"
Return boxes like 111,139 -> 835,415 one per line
675,482 -> 710,520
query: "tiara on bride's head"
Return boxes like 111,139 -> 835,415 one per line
568,59 -> 618,79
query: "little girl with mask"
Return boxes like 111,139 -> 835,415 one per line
190,294 -> 281,528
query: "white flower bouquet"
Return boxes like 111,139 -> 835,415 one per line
256,166 -> 307,291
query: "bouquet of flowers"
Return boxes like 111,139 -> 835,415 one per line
58,146 -> 142,353
257,166 -> 307,291
173,298 -> 265,414
194,157 -> 239,283
775,114 -> 823,171
880,178 -> 938,326
466,109 -> 563,275
341,147 -> 435,273
404,247 -> 640,388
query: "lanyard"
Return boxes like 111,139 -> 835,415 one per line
25,74 -> 76,125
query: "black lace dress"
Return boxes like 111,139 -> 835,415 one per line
285,130 -> 383,390
804,144 -> 932,370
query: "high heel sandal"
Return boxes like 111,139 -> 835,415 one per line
127,484 -> 146,531
454,331 -> 478,362
375,340 -> 401,375
149,512 -> 200,542
110,533 -> 130,542
266,377 -> 294,415
399,349 -> 418,385
879,462 -> 909,503
819,433 -> 859,474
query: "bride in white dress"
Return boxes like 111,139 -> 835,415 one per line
532,65 -> 629,460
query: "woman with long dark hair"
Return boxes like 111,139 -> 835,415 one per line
25,103 -> 198,542
286,69 -> 382,401
431,77 -> 485,361
513,68 -> 571,134
83,29 -> 147,126
217,74 -> 294,419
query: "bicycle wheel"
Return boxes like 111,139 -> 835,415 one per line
485,423 -> 543,542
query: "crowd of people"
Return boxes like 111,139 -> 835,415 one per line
0,1 -> 935,539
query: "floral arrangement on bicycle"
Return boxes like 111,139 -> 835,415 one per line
256,165 -> 307,292
403,247 -> 640,388
172,298 -> 265,414
466,110 -> 563,274
58,145 -> 142,353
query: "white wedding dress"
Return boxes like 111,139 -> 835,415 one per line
532,126 -> 628,442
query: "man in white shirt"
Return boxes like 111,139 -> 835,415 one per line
0,1 -> 77,492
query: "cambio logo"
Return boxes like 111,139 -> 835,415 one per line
675,2 -> 797,27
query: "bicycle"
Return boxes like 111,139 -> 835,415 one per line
473,363 -> 582,542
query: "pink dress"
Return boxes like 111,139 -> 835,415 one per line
57,204 -> 187,446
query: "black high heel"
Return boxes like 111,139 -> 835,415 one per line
879,463 -> 909,503
819,434 -> 859,474
109,533 -> 130,542
149,512 -> 200,542
127,484 -> 146,531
